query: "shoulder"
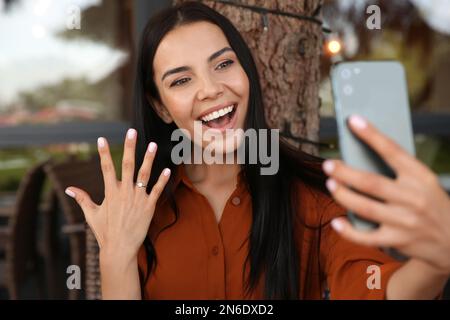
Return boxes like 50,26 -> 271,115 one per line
291,178 -> 346,227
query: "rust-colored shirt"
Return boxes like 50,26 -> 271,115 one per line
138,165 -> 403,299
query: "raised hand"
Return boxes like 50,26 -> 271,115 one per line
65,128 -> 171,261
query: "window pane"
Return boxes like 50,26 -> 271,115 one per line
0,0 -> 130,127
320,0 -> 450,117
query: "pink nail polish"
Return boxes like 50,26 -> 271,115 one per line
148,142 -> 157,153
323,160 -> 334,174
326,179 -> 337,192
97,137 -> 105,148
331,219 -> 344,232
65,188 -> 76,198
163,168 -> 171,176
349,115 -> 367,129
127,128 -> 136,140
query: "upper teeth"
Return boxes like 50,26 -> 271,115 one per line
200,104 -> 235,122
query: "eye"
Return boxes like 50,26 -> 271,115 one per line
170,77 -> 190,87
216,60 -> 234,70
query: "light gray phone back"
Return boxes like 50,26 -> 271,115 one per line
331,61 -> 415,230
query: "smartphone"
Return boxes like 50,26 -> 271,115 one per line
331,61 -> 415,231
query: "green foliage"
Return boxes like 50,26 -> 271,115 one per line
319,136 -> 450,175
0,143 -> 124,192
16,77 -> 106,112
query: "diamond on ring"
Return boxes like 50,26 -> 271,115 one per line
136,182 -> 146,188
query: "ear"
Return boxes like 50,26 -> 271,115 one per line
146,95 -> 173,124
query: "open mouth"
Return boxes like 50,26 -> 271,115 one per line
198,103 -> 238,129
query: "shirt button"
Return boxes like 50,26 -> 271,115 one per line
231,196 -> 241,206
212,245 -> 219,256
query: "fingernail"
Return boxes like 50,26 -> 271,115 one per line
97,137 -> 105,148
148,142 -> 157,153
65,188 -> 76,198
326,178 -> 337,192
331,219 -> 344,232
323,160 -> 334,174
127,128 -> 136,140
349,115 -> 367,129
163,168 -> 171,176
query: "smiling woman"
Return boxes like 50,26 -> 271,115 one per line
150,21 -> 249,150
64,1 -> 450,300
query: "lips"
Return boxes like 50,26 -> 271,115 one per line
197,102 -> 237,121
196,103 -> 238,131
200,104 -> 235,123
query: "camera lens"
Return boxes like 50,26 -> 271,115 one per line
343,85 -> 353,96
341,69 -> 351,79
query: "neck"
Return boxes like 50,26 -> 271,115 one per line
184,161 -> 241,187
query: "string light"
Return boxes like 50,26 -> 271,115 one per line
327,39 -> 342,55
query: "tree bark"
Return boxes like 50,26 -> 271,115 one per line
174,0 -> 323,155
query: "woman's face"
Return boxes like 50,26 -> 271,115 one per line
152,21 -> 249,152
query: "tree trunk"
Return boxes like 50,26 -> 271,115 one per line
174,0 -> 324,155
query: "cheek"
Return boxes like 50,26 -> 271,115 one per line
226,69 -> 249,98
163,94 -> 194,123
229,69 -> 250,121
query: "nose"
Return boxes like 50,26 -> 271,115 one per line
197,73 -> 224,101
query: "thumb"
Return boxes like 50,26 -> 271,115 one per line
65,187 -> 98,215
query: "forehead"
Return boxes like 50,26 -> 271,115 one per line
153,21 -> 231,73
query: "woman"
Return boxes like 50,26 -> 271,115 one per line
65,2 -> 450,300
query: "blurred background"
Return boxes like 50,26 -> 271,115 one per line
0,0 -> 449,299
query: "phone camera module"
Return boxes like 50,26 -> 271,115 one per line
343,85 -> 353,96
341,69 -> 351,79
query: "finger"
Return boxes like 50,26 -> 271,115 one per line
330,217 -> 390,247
147,168 -> 171,209
325,178 -> 406,227
322,159 -> 413,206
346,115 -> 419,174
66,187 -> 103,248
65,187 -> 99,216
121,128 -> 137,187
136,142 -> 157,190
97,137 -> 118,196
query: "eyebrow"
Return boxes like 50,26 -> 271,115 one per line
160,46 -> 233,82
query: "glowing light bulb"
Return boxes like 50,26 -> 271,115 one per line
327,39 -> 342,55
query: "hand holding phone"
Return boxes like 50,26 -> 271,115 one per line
330,61 -> 415,231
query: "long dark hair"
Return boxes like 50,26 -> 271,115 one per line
132,1 -> 330,299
